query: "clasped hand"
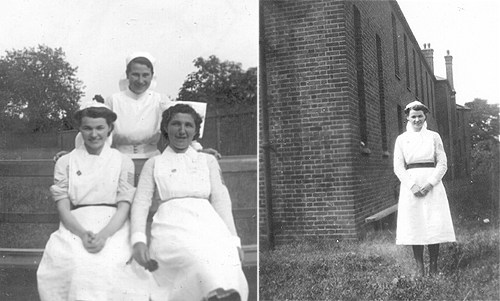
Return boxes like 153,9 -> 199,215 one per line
81,231 -> 106,253
411,183 -> 433,197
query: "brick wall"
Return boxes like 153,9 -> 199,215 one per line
260,0 -> 457,244
435,79 -> 455,180
261,0 -> 357,244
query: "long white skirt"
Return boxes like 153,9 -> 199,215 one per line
396,168 -> 456,245
37,206 -> 151,301
149,198 -> 248,301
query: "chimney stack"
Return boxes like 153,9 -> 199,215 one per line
445,50 -> 454,89
422,43 -> 434,73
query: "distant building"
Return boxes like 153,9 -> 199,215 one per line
260,0 -> 471,245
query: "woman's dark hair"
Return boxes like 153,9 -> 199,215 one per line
93,94 -> 105,103
74,107 -> 117,135
126,57 -> 154,75
161,104 -> 203,141
404,104 -> 429,116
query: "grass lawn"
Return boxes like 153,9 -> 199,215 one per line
260,179 -> 499,301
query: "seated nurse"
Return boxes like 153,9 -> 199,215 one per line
37,101 -> 149,300
131,104 -> 248,301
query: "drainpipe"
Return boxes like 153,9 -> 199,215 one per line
259,2 -> 275,250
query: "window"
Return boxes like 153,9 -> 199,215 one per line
413,49 -> 418,97
420,61 -> 424,103
354,5 -> 367,145
391,14 -> 400,78
404,35 -> 410,89
426,72 -> 430,107
397,105 -> 404,134
430,80 -> 435,116
376,34 -> 388,152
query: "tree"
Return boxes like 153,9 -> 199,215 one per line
464,98 -> 499,148
0,45 -> 84,133
465,98 -> 499,179
177,55 -> 256,112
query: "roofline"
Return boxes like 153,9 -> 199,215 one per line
388,0 -> 437,82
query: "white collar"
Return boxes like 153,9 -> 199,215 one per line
406,121 -> 428,133
125,87 -> 150,100
163,145 -> 199,161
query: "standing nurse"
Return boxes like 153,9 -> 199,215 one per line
394,101 -> 456,276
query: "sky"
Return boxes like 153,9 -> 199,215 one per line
0,0 -> 498,107
396,0 -> 500,105
0,0 -> 258,101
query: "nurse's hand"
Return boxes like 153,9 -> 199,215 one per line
132,242 -> 151,268
53,151 -> 69,163
411,184 -> 424,197
86,233 -> 106,253
419,183 -> 433,196
237,246 -> 244,263
81,231 -> 99,253
199,148 -> 222,159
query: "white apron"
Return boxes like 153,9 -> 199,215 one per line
37,207 -> 151,301
395,168 -> 456,244
149,199 -> 248,301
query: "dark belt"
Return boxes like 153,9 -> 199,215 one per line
406,162 -> 435,169
71,203 -> 117,211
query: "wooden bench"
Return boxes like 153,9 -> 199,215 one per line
0,244 -> 258,268
365,204 -> 398,230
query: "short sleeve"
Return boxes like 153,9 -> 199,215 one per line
116,155 -> 136,203
50,155 -> 70,202
104,95 -> 114,110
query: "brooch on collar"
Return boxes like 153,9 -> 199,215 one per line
76,171 -> 82,176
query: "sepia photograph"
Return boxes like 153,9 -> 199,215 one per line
0,0 -> 257,300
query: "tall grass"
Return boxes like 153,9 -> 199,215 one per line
260,179 -> 499,300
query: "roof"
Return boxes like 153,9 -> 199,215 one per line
456,104 -> 471,110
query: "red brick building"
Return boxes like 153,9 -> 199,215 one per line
260,0 -> 471,245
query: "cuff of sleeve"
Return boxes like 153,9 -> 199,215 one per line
131,232 -> 147,246
231,236 -> 241,248
427,177 -> 439,187
402,180 -> 416,191
191,141 -> 203,151
116,187 -> 136,203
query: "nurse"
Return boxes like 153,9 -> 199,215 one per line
131,104 -> 248,300
37,101 -> 149,300
394,101 -> 456,277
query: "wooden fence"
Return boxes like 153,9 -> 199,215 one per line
0,156 -> 257,267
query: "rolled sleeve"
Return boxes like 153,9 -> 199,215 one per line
50,155 -> 70,202
116,155 -> 136,203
